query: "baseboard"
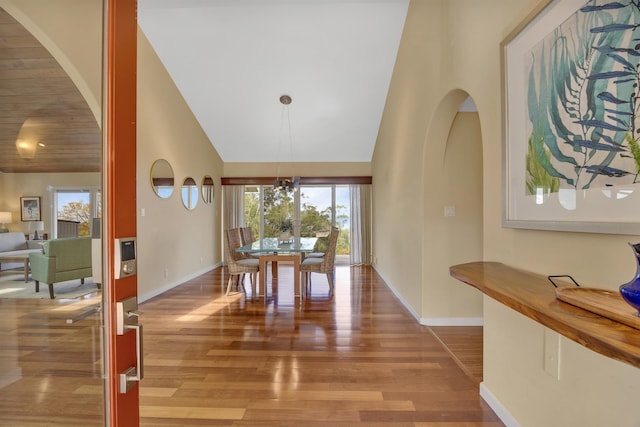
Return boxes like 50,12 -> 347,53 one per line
479,382 -> 521,427
421,317 -> 484,326
139,263 -> 221,303
371,265 -> 421,321
372,266 -> 484,327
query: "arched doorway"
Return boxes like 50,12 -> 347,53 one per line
421,90 -> 483,324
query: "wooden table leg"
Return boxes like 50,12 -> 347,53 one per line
259,256 -> 267,295
258,254 -> 300,298
292,256 -> 300,297
23,259 -> 29,283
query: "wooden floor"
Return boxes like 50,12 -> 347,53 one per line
0,293 -> 105,426
0,264 -> 502,426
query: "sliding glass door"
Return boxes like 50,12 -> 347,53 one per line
300,186 -> 332,237
244,185 -> 350,256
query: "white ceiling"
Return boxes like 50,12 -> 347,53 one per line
138,0 -> 409,163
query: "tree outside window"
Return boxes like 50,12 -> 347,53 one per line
244,185 -> 350,255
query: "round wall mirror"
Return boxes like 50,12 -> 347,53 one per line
150,159 -> 174,199
201,175 -> 214,204
181,177 -> 199,210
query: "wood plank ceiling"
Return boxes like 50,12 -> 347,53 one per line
0,8 -> 100,174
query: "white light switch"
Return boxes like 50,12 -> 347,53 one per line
444,206 -> 456,217
140,208 -> 145,217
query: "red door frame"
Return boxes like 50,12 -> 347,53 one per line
105,0 -> 139,425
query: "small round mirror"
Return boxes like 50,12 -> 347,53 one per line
150,159 -> 174,199
181,177 -> 198,210
201,175 -> 214,204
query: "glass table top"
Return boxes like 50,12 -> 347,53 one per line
236,237 -> 318,254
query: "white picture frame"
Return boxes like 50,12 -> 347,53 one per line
502,0 -> 640,234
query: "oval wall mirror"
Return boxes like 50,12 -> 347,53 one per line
201,175 -> 214,204
181,177 -> 199,210
150,159 -> 174,199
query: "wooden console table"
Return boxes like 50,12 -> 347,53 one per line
450,261 -> 640,369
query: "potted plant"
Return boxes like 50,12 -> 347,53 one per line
278,217 -> 293,243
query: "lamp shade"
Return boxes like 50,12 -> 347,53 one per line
0,212 -> 11,223
29,221 -> 44,231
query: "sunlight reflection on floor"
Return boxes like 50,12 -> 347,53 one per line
177,292 -> 243,321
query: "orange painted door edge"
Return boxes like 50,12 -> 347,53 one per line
105,0 -> 139,425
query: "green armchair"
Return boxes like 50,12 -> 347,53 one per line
29,237 -> 93,299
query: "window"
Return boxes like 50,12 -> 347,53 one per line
244,185 -> 350,255
52,187 -> 100,238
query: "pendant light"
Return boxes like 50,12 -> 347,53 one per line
274,94 -> 299,193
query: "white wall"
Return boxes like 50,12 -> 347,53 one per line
2,1 -> 225,303
136,29 -> 224,301
422,111 -> 484,324
373,0 -> 640,425
484,298 -> 640,427
0,172 -> 99,237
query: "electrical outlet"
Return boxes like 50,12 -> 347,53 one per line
544,328 -> 561,379
164,268 -> 168,278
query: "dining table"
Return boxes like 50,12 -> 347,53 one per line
236,237 -> 317,297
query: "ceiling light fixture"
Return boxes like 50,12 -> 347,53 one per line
274,94 -> 299,193
16,139 -> 37,159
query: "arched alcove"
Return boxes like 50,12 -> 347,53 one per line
421,89 -> 484,324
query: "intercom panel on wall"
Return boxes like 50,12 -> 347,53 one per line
114,237 -> 137,279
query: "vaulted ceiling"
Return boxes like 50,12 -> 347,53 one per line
137,0 -> 409,163
0,1 -> 409,173
0,7 -> 101,174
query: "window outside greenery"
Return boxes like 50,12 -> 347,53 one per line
244,185 -> 350,255
54,188 -> 100,238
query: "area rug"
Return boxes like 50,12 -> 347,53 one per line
0,271 -> 99,299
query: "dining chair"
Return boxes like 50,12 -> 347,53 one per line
240,226 -> 254,247
224,228 -> 259,295
305,231 -> 330,258
300,226 -> 339,296
240,226 -> 263,259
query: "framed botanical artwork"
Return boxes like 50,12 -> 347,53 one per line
502,0 -> 640,234
20,196 -> 41,221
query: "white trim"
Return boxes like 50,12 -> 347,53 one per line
421,317 -> 484,326
373,265 -> 484,326
480,382 -> 521,427
138,263 -> 221,303
371,265 -> 421,321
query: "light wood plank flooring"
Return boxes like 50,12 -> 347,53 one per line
0,264 -> 501,426
139,264 -> 501,426
0,294 -> 105,426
